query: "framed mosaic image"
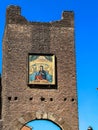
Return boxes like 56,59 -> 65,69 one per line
28,54 -> 55,85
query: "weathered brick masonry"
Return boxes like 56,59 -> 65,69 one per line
1,5 -> 79,130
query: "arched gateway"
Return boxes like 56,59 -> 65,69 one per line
21,119 -> 62,130
1,5 -> 79,130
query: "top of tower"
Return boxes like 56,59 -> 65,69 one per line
6,5 -> 74,27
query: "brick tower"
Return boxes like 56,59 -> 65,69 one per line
1,5 -> 79,130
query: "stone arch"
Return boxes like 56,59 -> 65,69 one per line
9,112 -> 72,130
21,119 -> 62,130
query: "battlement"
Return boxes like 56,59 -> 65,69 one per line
7,5 -> 21,15
6,5 -> 74,27
6,5 -> 27,24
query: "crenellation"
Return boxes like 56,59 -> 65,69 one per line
6,5 -> 74,27
6,5 -> 27,24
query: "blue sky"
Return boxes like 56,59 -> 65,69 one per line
0,0 -> 98,130
26,119 -> 61,130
